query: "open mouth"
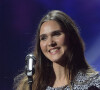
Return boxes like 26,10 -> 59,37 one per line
49,47 -> 60,55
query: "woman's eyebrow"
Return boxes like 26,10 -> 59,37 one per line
51,30 -> 63,34
52,30 -> 62,33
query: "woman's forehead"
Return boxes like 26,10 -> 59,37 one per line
40,20 -> 62,34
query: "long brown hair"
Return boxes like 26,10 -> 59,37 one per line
14,10 -> 94,90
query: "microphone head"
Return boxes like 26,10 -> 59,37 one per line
25,53 -> 36,76
25,53 -> 36,65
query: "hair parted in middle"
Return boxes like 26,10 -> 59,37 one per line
32,10 -> 91,90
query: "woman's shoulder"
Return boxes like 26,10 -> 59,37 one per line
87,72 -> 100,89
46,71 -> 100,90
74,70 -> 100,89
13,72 -> 28,90
74,70 -> 100,81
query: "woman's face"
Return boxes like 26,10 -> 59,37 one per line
40,20 -> 68,63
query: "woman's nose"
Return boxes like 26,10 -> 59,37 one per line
48,37 -> 57,47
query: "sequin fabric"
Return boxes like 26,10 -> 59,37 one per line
46,71 -> 100,90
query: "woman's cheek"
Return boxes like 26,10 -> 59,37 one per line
40,42 -> 46,51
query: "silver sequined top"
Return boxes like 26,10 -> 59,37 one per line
46,71 -> 100,90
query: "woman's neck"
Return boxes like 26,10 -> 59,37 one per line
51,62 -> 68,88
53,63 -> 66,80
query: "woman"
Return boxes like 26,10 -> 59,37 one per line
14,10 -> 100,90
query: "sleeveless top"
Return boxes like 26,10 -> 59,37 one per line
46,71 -> 100,90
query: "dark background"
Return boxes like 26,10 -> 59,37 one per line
0,0 -> 100,90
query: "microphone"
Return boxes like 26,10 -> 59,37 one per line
25,53 -> 36,77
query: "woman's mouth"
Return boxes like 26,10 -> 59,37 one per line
49,47 -> 60,55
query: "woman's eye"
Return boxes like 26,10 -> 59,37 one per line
40,36 -> 47,41
53,32 -> 61,36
